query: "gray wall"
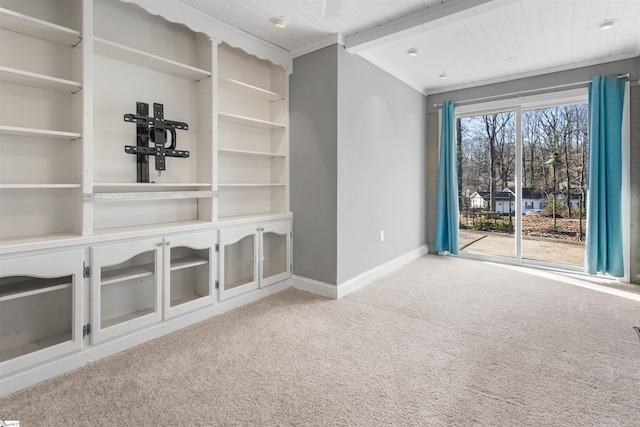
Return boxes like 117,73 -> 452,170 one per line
335,46 -> 427,284
290,44 -> 428,286
290,45 -> 338,285
426,57 -> 640,284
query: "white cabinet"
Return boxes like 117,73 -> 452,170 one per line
90,231 -> 217,343
90,237 -> 163,343
0,250 -> 83,376
218,220 -> 291,301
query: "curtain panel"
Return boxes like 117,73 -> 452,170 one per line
586,75 -> 626,277
435,101 -> 458,254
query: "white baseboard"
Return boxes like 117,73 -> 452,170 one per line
293,245 -> 428,300
292,275 -> 338,299
337,245 -> 428,299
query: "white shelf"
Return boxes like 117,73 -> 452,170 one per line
218,148 -> 285,158
0,125 -> 81,140
101,308 -> 154,329
218,76 -> 284,101
85,190 -> 217,202
0,8 -> 81,46
218,183 -> 286,187
0,232 -> 81,250
0,184 -> 80,189
0,277 -> 71,302
0,66 -> 81,93
93,37 -> 211,81
0,332 -> 71,363
224,277 -> 253,291
89,220 -> 210,238
170,255 -> 208,271
101,264 -> 154,286
218,112 -> 285,130
170,293 -> 205,307
93,183 -> 211,188
218,212 -> 289,222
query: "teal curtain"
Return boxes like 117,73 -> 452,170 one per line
586,75 -> 625,277
435,101 -> 458,254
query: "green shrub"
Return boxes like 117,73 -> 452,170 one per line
471,218 -> 513,233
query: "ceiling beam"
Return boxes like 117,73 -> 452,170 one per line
344,0 -> 507,53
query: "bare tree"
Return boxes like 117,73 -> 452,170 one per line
482,112 -> 513,211
457,103 -> 587,229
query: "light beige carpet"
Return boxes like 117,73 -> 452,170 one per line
1,255 -> 639,426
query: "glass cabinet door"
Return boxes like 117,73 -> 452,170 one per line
260,221 -> 290,287
164,231 -> 216,319
0,250 -> 83,376
218,220 -> 291,300
91,238 -> 162,344
218,225 -> 259,301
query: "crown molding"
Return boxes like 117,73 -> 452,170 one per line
290,33 -> 345,59
122,0 -> 292,72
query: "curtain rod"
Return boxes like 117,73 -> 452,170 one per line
432,73 -> 631,109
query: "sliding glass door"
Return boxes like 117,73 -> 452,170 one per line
458,111 -> 516,259
456,94 -> 588,269
520,104 -> 588,266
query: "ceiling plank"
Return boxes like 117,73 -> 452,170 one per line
344,0 -> 508,53
322,0 -> 342,19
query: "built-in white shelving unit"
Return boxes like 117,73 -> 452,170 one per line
0,0 -> 291,397
217,43 -> 288,220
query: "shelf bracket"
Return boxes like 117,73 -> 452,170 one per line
124,102 -> 190,183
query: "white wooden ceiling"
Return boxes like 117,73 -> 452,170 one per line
180,0 -> 640,94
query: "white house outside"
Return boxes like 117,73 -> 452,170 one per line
467,187 -> 580,214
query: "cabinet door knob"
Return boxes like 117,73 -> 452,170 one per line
166,241 -> 171,246
157,242 -> 163,247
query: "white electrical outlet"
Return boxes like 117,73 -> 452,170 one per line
380,230 -> 384,242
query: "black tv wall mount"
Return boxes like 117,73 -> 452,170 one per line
123,102 -> 189,183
